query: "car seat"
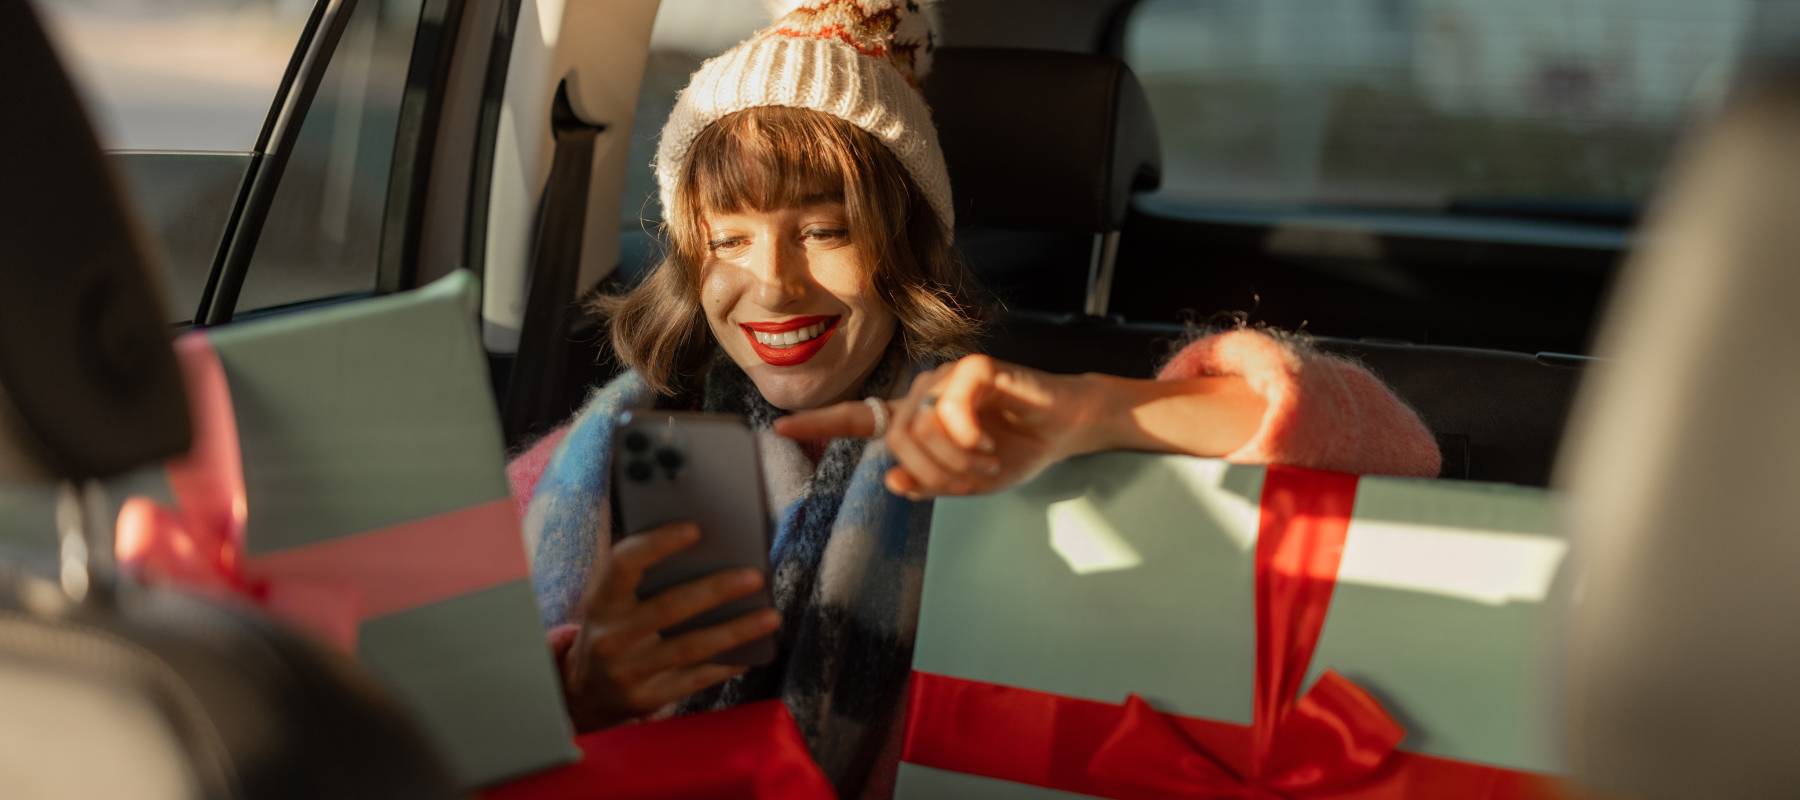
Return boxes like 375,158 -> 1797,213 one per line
0,6 -> 459,796
923,47 -> 1163,316
1559,60 -> 1800,798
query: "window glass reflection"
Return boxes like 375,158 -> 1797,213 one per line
1124,0 -> 1793,210
39,0 -> 311,152
239,0 -> 424,313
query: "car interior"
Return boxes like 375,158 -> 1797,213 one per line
19,0 -> 1743,492
3,1 -> 1800,792
527,3 -> 1603,488
471,0 -> 1627,490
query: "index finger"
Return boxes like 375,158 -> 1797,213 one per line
597,521 -> 701,612
936,356 -> 999,451
773,401 -> 876,440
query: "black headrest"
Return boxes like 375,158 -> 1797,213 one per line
0,2 -> 189,480
924,47 -> 1161,233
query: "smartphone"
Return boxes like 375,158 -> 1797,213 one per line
611,410 -> 776,666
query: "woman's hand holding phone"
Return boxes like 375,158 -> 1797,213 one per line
562,521 -> 781,732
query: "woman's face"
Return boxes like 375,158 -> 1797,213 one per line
699,200 -> 897,411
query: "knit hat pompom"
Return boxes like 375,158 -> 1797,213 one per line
762,0 -> 941,85
655,0 -> 954,234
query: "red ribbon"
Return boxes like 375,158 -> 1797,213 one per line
114,334 -> 531,651
481,700 -> 835,800
903,466 -> 1567,799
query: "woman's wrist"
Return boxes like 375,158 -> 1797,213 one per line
1057,373 -> 1132,458
1059,372 -> 1266,460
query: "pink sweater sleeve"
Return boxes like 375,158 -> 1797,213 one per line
506,427 -> 572,519
1156,329 -> 1441,478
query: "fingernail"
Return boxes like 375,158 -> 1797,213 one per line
978,436 -> 997,454
980,460 -> 1002,476
758,610 -> 782,630
737,570 -> 764,590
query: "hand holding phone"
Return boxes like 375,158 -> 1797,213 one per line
561,521 -> 780,730
559,412 -> 781,730
611,411 -> 777,663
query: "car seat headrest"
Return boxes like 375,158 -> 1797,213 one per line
0,1 -> 190,482
1558,63 -> 1800,797
924,47 -> 1162,233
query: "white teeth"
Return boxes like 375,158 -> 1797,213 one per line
752,321 -> 830,348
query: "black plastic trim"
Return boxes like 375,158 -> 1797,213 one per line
201,0 -> 363,326
376,0 -> 468,293
192,0 -> 330,323
463,0 -> 526,286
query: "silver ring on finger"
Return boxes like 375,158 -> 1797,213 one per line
864,396 -> 890,438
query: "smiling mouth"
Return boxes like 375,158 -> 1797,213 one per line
739,315 -> 841,367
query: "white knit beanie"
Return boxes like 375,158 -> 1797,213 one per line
653,0 -> 954,235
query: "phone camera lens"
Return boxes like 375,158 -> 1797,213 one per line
655,447 -> 684,472
624,460 -> 654,483
623,431 -> 650,453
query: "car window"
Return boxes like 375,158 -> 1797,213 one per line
237,0 -> 426,314
1122,0 -> 1792,214
619,0 -> 769,235
40,0 -> 309,322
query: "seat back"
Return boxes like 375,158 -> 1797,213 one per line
924,47 -> 1161,314
1313,341 -> 1587,486
1559,66 -> 1800,797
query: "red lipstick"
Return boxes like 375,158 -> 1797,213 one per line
739,315 -> 840,367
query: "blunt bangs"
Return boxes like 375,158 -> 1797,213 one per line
681,106 -> 853,219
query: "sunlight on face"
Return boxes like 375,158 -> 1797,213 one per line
698,201 -> 897,410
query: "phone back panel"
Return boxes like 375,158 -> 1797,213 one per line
612,411 -> 776,666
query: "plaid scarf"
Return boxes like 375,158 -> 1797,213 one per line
522,349 -> 932,796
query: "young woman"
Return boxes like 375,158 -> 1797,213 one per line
508,1 -> 1438,795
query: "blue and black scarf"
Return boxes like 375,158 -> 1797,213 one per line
522,349 -> 933,795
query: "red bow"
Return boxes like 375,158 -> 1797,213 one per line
114,334 -> 529,651
1085,468 -> 1403,799
1091,670 -> 1402,798
114,335 -> 363,647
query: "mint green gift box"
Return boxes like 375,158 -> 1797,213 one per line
898,454 -> 1574,798
198,273 -> 578,787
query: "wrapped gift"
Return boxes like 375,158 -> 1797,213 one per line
899,455 -> 1578,798
483,700 -> 835,799
114,273 -> 578,787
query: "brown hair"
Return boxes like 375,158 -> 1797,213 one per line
593,106 -> 983,395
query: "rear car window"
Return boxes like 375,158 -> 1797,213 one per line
1122,0 -> 1791,212
40,1 -> 308,322
238,0 -> 426,314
